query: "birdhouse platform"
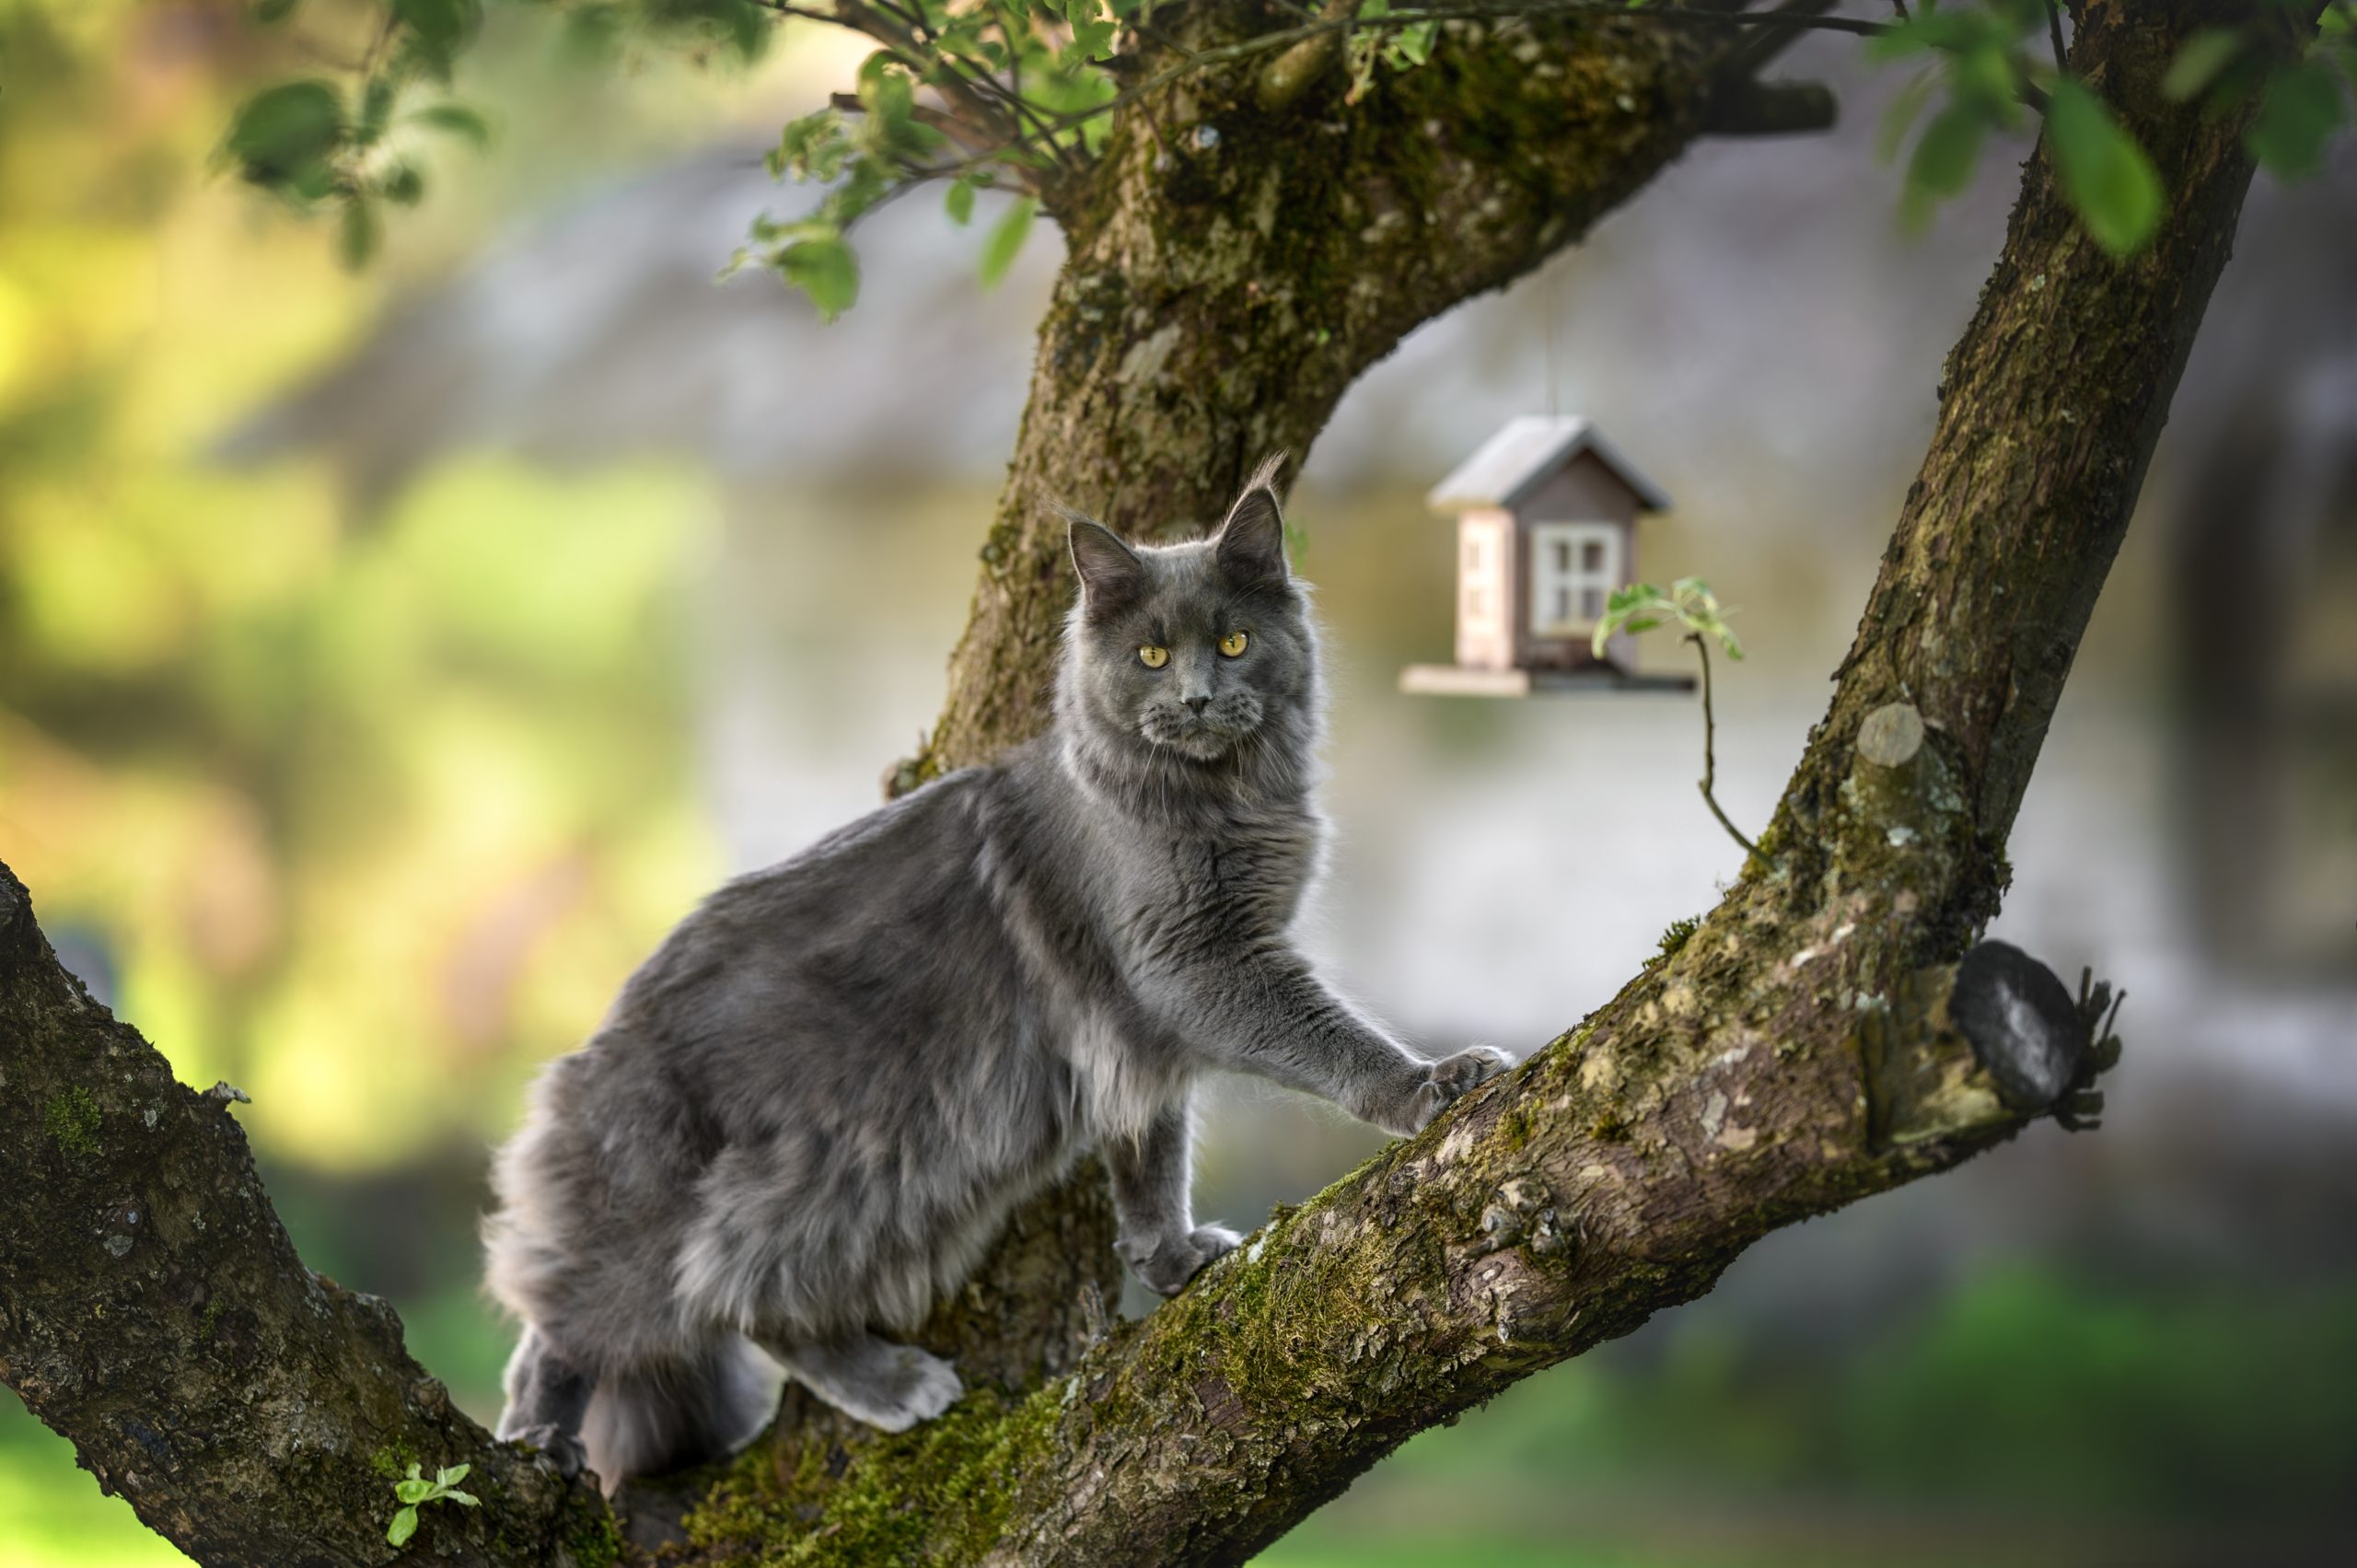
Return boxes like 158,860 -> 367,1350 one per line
1403,414 -> 1694,699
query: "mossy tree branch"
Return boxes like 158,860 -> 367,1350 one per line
694,0 -> 2270,1562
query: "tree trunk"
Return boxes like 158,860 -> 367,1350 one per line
909,2 -> 1808,786
0,2 -> 2283,1564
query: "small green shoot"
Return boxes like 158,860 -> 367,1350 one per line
1591,576 -> 1744,664
387,1461 -> 479,1548
1594,577 -> 1758,858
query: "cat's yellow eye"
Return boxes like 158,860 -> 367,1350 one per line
1139,645 -> 1169,668
1218,631 -> 1248,657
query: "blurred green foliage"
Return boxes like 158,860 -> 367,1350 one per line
0,0 -> 762,1171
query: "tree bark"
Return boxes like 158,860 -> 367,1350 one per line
0,866 -> 619,1567
904,0 -> 1817,789
0,1 -> 2283,1564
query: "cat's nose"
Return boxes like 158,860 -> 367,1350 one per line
1184,695 -> 1211,715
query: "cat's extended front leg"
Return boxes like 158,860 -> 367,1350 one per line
1162,948 -> 1510,1136
1106,1093 -> 1240,1296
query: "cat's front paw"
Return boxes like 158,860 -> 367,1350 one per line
1386,1047 -> 1514,1135
1124,1224 -> 1243,1296
506,1423 -> 588,1480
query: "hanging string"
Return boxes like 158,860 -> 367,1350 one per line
1541,259 -> 1561,419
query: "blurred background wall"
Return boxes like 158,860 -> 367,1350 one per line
2,6 -> 2351,1564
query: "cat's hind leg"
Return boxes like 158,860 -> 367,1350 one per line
494,1326 -> 596,1477
761,1331 -> 964,1433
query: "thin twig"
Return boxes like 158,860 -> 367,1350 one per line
1688,632 -> 1759,858
2043,0 -> 2068,75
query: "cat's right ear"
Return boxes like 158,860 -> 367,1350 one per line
1069,518 -> 1144,614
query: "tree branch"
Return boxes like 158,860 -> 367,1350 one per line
0,867 -> 616,1567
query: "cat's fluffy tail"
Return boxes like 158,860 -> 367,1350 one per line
582,1337 -> 778,1493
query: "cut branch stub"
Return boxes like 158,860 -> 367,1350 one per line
1951,938 -> 2092,1112
1862,939 -> 2107,1151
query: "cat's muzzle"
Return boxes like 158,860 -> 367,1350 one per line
1140,694 -> 1264,760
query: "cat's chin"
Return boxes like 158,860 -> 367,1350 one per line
1140,726 -> 1248,763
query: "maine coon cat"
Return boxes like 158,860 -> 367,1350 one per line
483,461 -> 1511,1489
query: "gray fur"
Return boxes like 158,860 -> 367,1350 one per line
484,459 -> 1510,1489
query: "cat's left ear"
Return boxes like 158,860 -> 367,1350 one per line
1214,456 -> 1290,586
1070,517 -> 1146,612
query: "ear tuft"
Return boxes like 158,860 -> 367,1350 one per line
1214,455 -> 1290,586
1069,517 -> 1144,610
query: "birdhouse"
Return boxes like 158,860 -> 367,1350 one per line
1400,416 -> 1693,696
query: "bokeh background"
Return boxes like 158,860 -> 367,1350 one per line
5,6 -> 2353,1564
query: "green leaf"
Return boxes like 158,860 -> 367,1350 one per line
769,110 -> 848,182
1900,101 -> 1988,229
226,81 -> 343,188
944,177 -> 976,226
337,196 -> 379,270
726,0 -> 768,60
2247,58 -> 2347,179
437,1464 -> 470,1486
978,195 -> 1038,290
392,0 -> 470,52
380,163 -> 425,205
2046,78 -> 2164,257
1877,66 -> 1941,165
1908,100 -> 1987,198
355,77 -> 397,145
777,236 -> 860,321
416,103 -> 490,149
394,1478 -> 435,1504
2163,29 -> 2244,102
443,1490 -> 480,1507
387,1504 -> 419,1547
253,0 -> 301,21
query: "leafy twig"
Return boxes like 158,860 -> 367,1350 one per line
1593,578 -> 1758,858
1686,630 -> 1759,858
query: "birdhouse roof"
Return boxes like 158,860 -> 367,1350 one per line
1424,416 -> 1672,514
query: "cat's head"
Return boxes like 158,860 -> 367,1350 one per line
1059,460 -> 1320,775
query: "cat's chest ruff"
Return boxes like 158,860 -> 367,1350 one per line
1147,815 -> 1318,925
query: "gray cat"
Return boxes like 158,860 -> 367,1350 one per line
482,461 -> 1511,1489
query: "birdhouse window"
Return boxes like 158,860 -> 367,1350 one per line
1527,521 -> 1620,635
